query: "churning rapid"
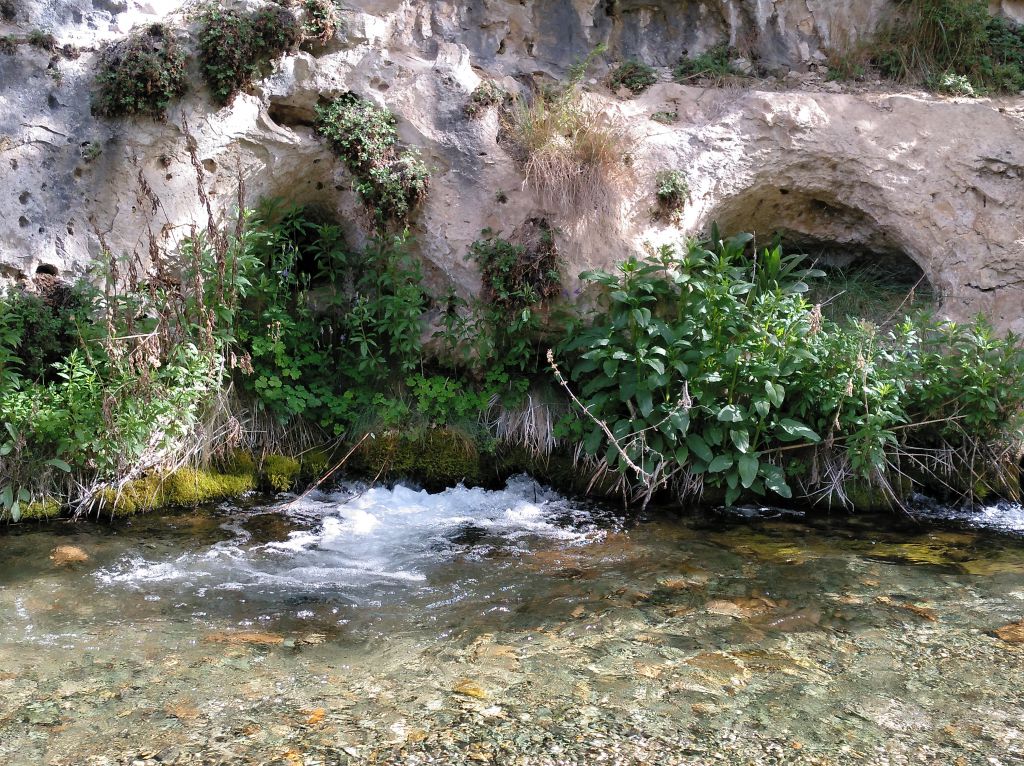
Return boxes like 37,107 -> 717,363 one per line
97,477 -> 612,603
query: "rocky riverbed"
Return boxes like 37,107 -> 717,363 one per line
1,479 -> 1023,765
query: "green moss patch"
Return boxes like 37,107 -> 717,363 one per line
262,454 -> 301,492
355,428 -> 481,488
20,498 -> 61,520
97,467 -> 257,516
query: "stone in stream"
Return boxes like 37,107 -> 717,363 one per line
49,545 -> 89,566
704,595 -> 777,619
993,620 -> 1024,643
204,631 -> 286,646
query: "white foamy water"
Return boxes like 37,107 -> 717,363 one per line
918,501 -> 1024,535
96,476 -> 606,597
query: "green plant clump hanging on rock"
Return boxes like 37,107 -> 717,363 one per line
302,0 -> 339,46
673,45 -> 736,81
314,93 -> 429,228
607,60 -> 658,94
92,23 -> 188,119
198,4 -> 301,106
654,169 -> 689,219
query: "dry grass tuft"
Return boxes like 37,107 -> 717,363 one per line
505,47 -> 634,217
508,94 -> 632,216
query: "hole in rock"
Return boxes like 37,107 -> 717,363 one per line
707,185 -> 936,325
254,203 -> 351,288
35,263 -> 58,276
267,101 -> 316,128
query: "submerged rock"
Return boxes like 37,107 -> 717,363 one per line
993,621 -> 1024,643
204,631 -> 286,646
49,545 -> 89,566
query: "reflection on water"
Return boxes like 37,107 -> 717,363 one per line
1,477 -> 1023,765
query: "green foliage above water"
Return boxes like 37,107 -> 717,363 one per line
2,191 -> 1021,519
233,202 -> 428,433
556,230 -> 1024,507
314,93 -> 429,228
92,23 -> 188,119
197,4 -> 301,105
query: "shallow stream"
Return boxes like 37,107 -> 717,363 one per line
1,477 -> 1023,765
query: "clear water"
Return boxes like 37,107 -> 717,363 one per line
1,477 -> 1023,765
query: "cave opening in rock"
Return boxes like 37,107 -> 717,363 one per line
780,234 -> 934,325
706,185 -> 936,326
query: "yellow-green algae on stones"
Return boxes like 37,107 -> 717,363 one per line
97,467 -> 258,516
262,454 -> 301,492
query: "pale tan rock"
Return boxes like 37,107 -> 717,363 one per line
1,0 -> 1022,336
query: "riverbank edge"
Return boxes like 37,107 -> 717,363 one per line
8,425 -> 1022,523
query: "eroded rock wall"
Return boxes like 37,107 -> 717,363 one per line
1,0 -> 1023,334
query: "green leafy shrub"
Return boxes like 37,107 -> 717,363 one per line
0,283 -> 83,383
869,0 -> 1024,94
0,35 -> 16,55
438,222 -> 562,376
315,93 -> 429,227
234,202 -> 428,433
654,169 -> 689,218
302,0 -> 339,46
465,80 -> 506,117
607,60 -> 657,94
197,4 -> 301,106
673,45 -> 736,81
28,29 -> 56,51
650,110 -> 677,124
92,23 -> 188,119
468,223 -> 560,312
555,229 -> 1024,507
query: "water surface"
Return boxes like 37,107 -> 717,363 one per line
1,477 -> 1023,765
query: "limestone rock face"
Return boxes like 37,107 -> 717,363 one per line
1,0 -> 1023,334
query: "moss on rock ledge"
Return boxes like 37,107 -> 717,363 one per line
97,466 -> 258,516
354,428 -> 481,489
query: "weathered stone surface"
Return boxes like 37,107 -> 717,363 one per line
1,0 -> 1023,333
